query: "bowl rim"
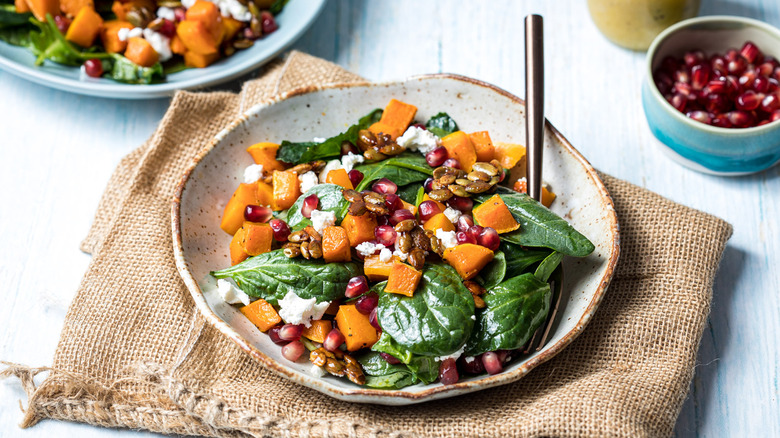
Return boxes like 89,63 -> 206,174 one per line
645,14 -> 780,134
171,74 -> 621,403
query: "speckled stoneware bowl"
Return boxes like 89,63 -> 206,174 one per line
643,16 -> 780,175
172,75 -> 620,405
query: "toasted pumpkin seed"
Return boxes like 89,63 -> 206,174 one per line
472,162 -> 498,176
348,200 -> 368,216
282,243 -> 301,258
428,189 -> 453,202
467,171 -> 490,182
288,230 -> 309,243
448,184 -> 469,197
343,189 -> 363,203
397,232 -> 413,252
233,39 -> 254,49
308,240 -> 323,259
300,241 -> 311,259
465,181 -> 492,193
356,129 -> 378,151
464,281 -> 486,296
408,248 -> 426,270
395,219 -> 416,233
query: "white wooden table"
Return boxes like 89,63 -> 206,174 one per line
1,1 -> 778,436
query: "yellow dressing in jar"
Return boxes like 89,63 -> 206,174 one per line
588,0 -> 700,50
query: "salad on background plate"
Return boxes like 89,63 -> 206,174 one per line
208,97 -> 596,389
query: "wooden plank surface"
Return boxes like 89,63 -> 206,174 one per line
1,0 -> 778,436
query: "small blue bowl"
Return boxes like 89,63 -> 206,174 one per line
643,16 -> 780,175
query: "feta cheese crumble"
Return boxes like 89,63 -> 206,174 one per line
181,0 -> 195,8
434,344 -> 466,362
277,291 -> 330,327
310,364 -> 327,377
156,6 -> 176,21
470,315 -> 476,320
319,159 -> 344,183
217,279 -> 251,306
379,247 -> 393,262
393,249 -> 408,262
243,164 -> 264,183
443,207 -> 462,224
117,27 -> 143,42
312,137 -> 327,143
356,241 -> 385,257
310,210 -> 336,234
397,126 -> 441,155
435,229 -> 458,249
298,171 -> 318,193
142,28 -> 172,62
340,152 -> 365,172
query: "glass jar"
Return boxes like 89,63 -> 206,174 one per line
588,0 -> 701,50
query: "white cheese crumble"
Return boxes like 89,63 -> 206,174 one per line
310,210 -> 336,234
181,0 -> 195,8
156,6 -> 176,21
464,356 -> 476,364
312,137 -> 327,143
356,241 -> 384,257
277,291 -> 330,327
443,207 -> 461,224
218,0 -> 252,21
310,364 -> 327,377
298,171 -> 319,193
471,315 -> 476,320
435,229 -> 458,249
319,159 -> 344,183
393,249 -> 408,262
217,279 -> 251,306
434,344 -> 466,362
340,152 -> 365,172
397,126 -> 441,155
118,27 -> 143,42
243,164 -> 264,183
379,247 -> 393,262
142,28 -> 172,62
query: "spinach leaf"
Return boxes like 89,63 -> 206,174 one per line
0,5 -> 31,27
375,263 -> 475,357
425,112 -> 459,138
109,55 -> 164,84
357,351 -> 418,389
269,0 -> 289,15
406,355 -> 439,384
211,250 -> 361,304
0,23 -> 33,46
414,185 -> 425,206
371,331 -> 414,364
475,187 -> 595,257
501,241 -> 552,278
286,183 -> 348,230
353,151 -> 432,191
534,251 -> 563,283
396,183 -> 421,205
276,109 -> 382,164
465,273 -> 551,355
476,250 -> 506,290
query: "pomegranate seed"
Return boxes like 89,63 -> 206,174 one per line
390,208 -> 415,225
706,78 -> 727,94
412,123 -> 427,130
739,70 -> 758,90
244,26 -> 258,41
425,147 -> 449,167
438,358 -> 459,385
84,59 -> 103,78
423,177 -> 434,193
670,93 -> 687,112
260,11 -> 278,35
54,15 -> 71,33
740,41 -> 762,64
458,355 -> 485,374
767,79 -> 779,93
736,90 -> 761,111
775,67 -> 780,82
268,325 -> 286,345
725,75 -> 740,97
757,120 -> 770,126
456,231 -> 476,245
661,56 -> 679,73
654,71 -> 673,95
281,340 -> 305,361
380,352 -> 400,365
374,225 -> 397,246
301,194 -> 319,218
355,293 -> 378,315
269,219 -> 291,241
674,69 -> 691,84
345,275 -> 369,298
482,352 -> 503,375
442,158 -> 461,169
705,93 -> 731,114
467,225 -> 484,241
684,50 -> 705,67
278,324 -> 304,341
347,169 -> 364,187
372,178 -> 397,195
244,205 -> 272,222
377,215 -> 390,226
691,64 -> 710,90
725,48 -> 740,62
341,142 -> 359,156
158,19 -> 176,38
173,7 -> 186,22
757,62 -> 774,77
728,57 -> 747,76
761,94 -> 780,112
686,111 -> 712,124
477,227 -> 500,251
726,110 -> 754,128
711,55 -> 727,75
771,110 -> 780,122
418,201 -> 442,221
711,115 -> 733,128
323,328 -> 345,352
384,193 -> 402,212
753,76 -> 771,93
447,196 -> 473,212
456,214 -> 474,232
369,307 -> 381,330
673,82 -> 694,98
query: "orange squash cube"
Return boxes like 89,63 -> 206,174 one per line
442,244 -> 495,280
100,20 -> 133,54
400,199 -> 416,215
441,131 -> 477,172
422,213 -> 456,233
185,0 -> 223,43
240,298 -> 281,332
170,34 -> 187,55
325,168 -> 354,190
183,50 -> 219,68
493,142 -> 527,169
322,226 -> 351,263
242,222 -> 273,256
222,16 -> 243,41
27,0 -> 59,21
246,142 -> 285,171
271,170 -> 301,211
512,179 -> 556,207
335,303 -> 379,351
220,182 -> 259,235
468,131 -> 495,163
385,261 -> 423,297
176,19 -> 218,55
65,6 -> 103,48
369,99 -> 417,140
341,213 -> 377,247
256,181 -> 273,207
59,0 -> 92,17
125,37 -> 159,67
14,0 -> 30,14
472,195 -> 520,234
302,319 -> 332,343
229,227 -> 249,265
363,255 -> 399,281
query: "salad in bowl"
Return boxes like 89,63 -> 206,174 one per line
208,97 -> 595,389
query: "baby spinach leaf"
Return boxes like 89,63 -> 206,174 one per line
286,183 -> 348,230
353,151 -> 432,191
357,351 -> 418,389
375,263 -> 475,357
396,183 -> 421,205
0,23 -> 33,47
109,55 -> 164,84
501,241 -> 552,278
0,5 -> 31,27
269,0 -> 289,15
475,187 -> 595,257
465,273 -> 551,355
476,250 -> 506,290
414,185 -> 425,206
406,355 -> 439,384
425,112 -> 459,138
534,251 -> 563,283
276,109 -> 383,164
211,250 -> 361,304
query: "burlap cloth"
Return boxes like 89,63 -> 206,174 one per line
1,51 -> 733,438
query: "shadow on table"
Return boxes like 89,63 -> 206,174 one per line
673,244 -> 747,437
700,0 -> 767,20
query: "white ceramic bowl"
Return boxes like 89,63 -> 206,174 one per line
172,75 -> 620,405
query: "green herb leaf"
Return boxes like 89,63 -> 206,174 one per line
371,331 -> 414,363
353,151 -> 432,191
425,112 -> 459,138
406,355 -> 439,384
211,250 -> 361,305
357,351 -> 418,389
475,187 -> 595,257
108,55 -> 164,84
534,251 -> 563,283
269,0 -> 289,15
286,183 -> 349,231
276,109 -> 382,164
501,241 -> 552,278
465,273 -> 551,355
476,250 -> 506,290
414,185 -> 426,206
375,264 -> 475,357
0,5 -> 32,27
396,183 -> 421,205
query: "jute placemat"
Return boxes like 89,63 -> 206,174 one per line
1,51 -> 733,438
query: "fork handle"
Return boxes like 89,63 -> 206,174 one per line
525,14 -> 544,202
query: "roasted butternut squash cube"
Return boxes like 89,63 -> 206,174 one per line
512,179 -> 556,208
442,244 -> 494,280
385,261 -> 422,297
335,303 -> 379,351
185,0 -> 223,43
363,255 -> 399,281
65,6 -> 103,48
125,37 -> 159,67
100,20 -> 133,54
422,213 -> 456,233
441,131 -> 477,172
325,168 -> 354,190
341,213 -> 377,247
494,142 -> 527,169
241,222 -> 273,256
322,226 -> 351,263
302,319 -> 332,343
176,19 -> 217,55
271,170 -> 300,211
229,227 -> 249,265
15,0 -> 30,14
220,182 -> 259,235
183,50 -> 219,68
468,131 -> 495,162
472,194 -> 520,234
369,99 -> 417,140
240,298 -> 281,332
256,181 -> 273,207
59,0 -> 92,17
27,0 -> 59,22
246,142 -> 285,171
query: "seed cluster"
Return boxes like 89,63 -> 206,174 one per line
282,226 -> 323,259
464,281 -> 487,309
356,129 -> 406,160
310,347 -> 365,385
262,160 -> 326,184
428,160 -> 504,202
